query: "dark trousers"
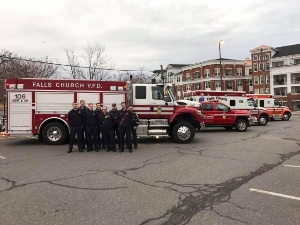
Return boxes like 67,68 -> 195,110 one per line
119,126 -> 132,150
100,130 -> 106,147
86,126 -> 99,150
113,125 -> 119,145
131,128 -> 138,147
103,129 -> 116,151
69,126 -> 83,150
81,126 -> 86,149
96,127 -> 101,147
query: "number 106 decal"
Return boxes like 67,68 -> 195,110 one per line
11,93 -> 29,103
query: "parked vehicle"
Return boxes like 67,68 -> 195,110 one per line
5,77 -> 205,144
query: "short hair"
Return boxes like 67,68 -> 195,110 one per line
88,103 -> 93,106
121,102 -> 125,105
80,100 -> 85,103
102,106 -> 107,110
96,103 -> 100,105
72,102 -> 77,104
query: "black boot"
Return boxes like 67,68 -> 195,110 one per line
119,149 -> 124,153
134,145 -> 137,149
129,149 -> 133,153
67,149 -> 72,153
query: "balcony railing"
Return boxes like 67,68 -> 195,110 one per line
291,79 -> 300,84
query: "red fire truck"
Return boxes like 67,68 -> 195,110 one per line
5,77 -> 205,144
183,90 -> 270,126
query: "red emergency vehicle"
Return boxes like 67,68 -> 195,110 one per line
183,90 -> 270,125
5,78 -> 205,144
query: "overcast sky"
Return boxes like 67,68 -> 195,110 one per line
1,0 -> 299,72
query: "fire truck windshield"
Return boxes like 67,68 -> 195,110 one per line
167,86 -> 175,101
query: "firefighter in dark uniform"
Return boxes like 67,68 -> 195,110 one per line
67,102 -> 84,153
117,102 -> 133,153
78,100 -> 88,149
109,103 -> 119,146
101,106 -> 117,152
128,106 -> 139,149
85,103 -> 101,152
95,103 -> 104,149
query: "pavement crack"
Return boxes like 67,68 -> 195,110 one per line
210,208 -> 250,224
139,149 -> 300,225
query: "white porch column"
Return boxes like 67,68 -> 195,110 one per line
287,72 -> 291,93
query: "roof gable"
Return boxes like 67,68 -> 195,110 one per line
272,44 -> 300,58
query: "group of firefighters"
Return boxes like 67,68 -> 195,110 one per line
67,100 -> 139,153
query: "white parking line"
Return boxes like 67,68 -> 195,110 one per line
0,155 -> 6,160
284,165 -> 300,168
250,188 -> 300,201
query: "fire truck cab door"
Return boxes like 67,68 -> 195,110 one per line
215,103 -> 235,125
200,103 -> 215,125
8,92 -> 32,135
149,86 -> 174,117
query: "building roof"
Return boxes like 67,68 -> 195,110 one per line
250,45 -> 273,52
213,58 -> 238,61
167,64 -> 192,68
272,44 -> 300,58
244,58 -> 252,67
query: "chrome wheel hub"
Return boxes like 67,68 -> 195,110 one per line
259,117 -> 267,125
177,126 -> 191,140
47,127 -> 62,142
238,122 -> 246,131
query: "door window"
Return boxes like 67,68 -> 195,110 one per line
216,103 -> 228,111
201,103 -> 213,110
151,86 -> 164,100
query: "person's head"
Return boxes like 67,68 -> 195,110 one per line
88,103 -> 93,110
112,103 -> 117,110
80,100 -> 85,107
102,106 -> 108,114
96,103 -> 101,109
128,106 -> 133,111
121,102 -> 126,109
72,102 -> 78,110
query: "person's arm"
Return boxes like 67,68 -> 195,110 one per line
67,111 -> 72,125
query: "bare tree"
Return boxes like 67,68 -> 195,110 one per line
111,67 -> 151,83
64,43 -> 115,81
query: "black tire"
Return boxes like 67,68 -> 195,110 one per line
38,133 -> 43,142
42,122 -> 67,145
258,115 -> 268,126
224,126 -> 234,130
172,121 -> 195,143
282,112 -> 290,121
235,119 -> 248,132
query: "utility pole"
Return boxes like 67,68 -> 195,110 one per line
260,48 -> 266,94
219,40 -> 223,91
160,65 -> 164,86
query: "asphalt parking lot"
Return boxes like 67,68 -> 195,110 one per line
0,118 -> 300,225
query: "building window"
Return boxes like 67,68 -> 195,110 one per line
151,86 -> 164,100
260,88 -> 264,94
294,59 -> 300,65
249,69 -> 252,75
259,63 -> 264,71
254,76 -> 259,85
253,55 -> 258,61
260,75 -> 264,84
186,84 -> 191,91
274,61 -> 284,67
215,80 -> 221,88
237,68 -> 242,76
254,64 -> 258,72
237,80 -> 243,86
186,73 -> 190,80
177,86 -> 180,92
205,81 -> 210,88
266,62 -> 270,70
265,54 -> 270,60
215,68 -> 220,76
266,76 -> 269,84
194,72 -> 200,78
254,89 -> 259,94
226,81 -> 233,89
266,88 -> 269,93
249,79 -> 253,86
225,68 -> 232,76
204,69 -> 210,77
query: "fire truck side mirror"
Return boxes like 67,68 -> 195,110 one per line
228,107 -> 231,112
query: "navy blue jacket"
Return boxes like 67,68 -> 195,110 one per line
101,113 -> 114,130
84,109 -> 100,127
117,109 -> 133,128
131,112 -> 139,127
68,109 -> 84,127
109,109 -> 119,126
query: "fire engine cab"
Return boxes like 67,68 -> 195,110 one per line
246,94 -> 292,121
183,90 -> 270,126
5,78 -> 205,145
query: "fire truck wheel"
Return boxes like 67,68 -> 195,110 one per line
42,122 -> 67,145
172,122 -> 195,143
258,116 -> 268,126
235,119 -> 248,132
282,113 -> 290,121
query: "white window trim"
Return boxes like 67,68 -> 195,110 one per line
254,76 -> 259,85
214,68 -> 220,76
254,89 -> 259,94
253,55 -> 258,61
254,64 -> 258,72
237,68 -> 242,76
205,69 -> 210,77
260,75 -> 264,84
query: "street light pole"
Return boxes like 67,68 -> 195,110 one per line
219,40 -> 223,91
